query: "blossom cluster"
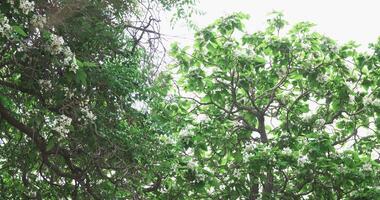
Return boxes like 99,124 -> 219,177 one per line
38,79 -> 52,90
283,147 -> 292,155
316,73 -> 328,83
48,34 -> 79,73
187,158 -> 199,169
301,112 -> 314,122
80,106 -> 97,121
298,155 -> 309,166
19,0 -> 35,15
31,14 -> 46,29
315,118 -> 325,129
179,125 -> 195,138
362,163 -> 372,172
49,34 -> 65,54
363,95 -> 380,107
0,16 -> 12,37
50,114 -> 72,136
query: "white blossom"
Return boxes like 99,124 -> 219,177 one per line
80,106 -> 97,121
276,67 -> 287,77
372,99 -> 380,107
159,134 -> 176,145
31,14 -> 46,29
349,94 -> 355,103
363,95 -> 373,106
187,159 -> 198,169
7,0 -> 15,5
301,112 -> 313,121
244,141 -> 256,152
233,169 -> 242,177
337,164 -> 345,173
362,95 -> 380,107
0,16 -> 12,37
219,184 -> 226,190
69,56 -> 79,73
315,118 -> 325,128
51,115 -> 72,136
63,46 -> 73,57
362,163 -> 372,171
179,125 -> 195,138
49,34 -> 64,54
316,73 -> 328,83
62,46 -> 79,73
298,155 -> 309,165
223,41 -> 235,48
206,187 -> 215,195
184,148 -> 194,156
283,147 -> 292,155
38,79 -> 52,89
19,0 -> 35,15
131,100 -> 150,114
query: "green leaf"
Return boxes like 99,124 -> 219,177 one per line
12,26 -> 27,37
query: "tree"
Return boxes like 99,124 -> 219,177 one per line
169,12 -> 380,199
0,0 -> 195,199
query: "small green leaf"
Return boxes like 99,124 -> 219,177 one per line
12,26 -> 27,37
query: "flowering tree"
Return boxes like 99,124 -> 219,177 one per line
0,0 -> 195,199
168,13 -> 380,199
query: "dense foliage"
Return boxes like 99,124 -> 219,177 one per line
0,1 -> 379,199
168,13 -> 380,199
0,0 -> 194,199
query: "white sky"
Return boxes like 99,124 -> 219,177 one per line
160,0 -> 380,50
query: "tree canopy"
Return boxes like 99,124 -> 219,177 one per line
1,1 -> 380,199
168,13 -> 380,199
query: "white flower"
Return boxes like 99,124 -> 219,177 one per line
362,163 -> 372,171
349,94 -> 355,103
223,41 -> 235,48
233,169 -> 241,177
187,159 -> 198,169
242,151 -> 250,163
159,135 -> 176,145
372,98 -> 380,107
50,34 -> 64,54
276,67 -> 287,77
0,17 -> 12,37
184,148 -> 194,156
298,155 -> 308,165
7,0 -> 15,5
244,142 -> 256,152
80,106 -> 97,121
363,95 -> 373,106
38,79 -> 52,89
337,164 -> 345,173
63,46 -> 73,57
68,56 -> 79,73
179,125 -> 195,138
31,14 -> 46,29
206,187 -> 215,195
301,112 -> 313,121
131,100 -> 150,114
51,114 -> 72,136
63,87 -> 75,99
19,0 -> 35,15
316,73 -> 328,83
361,95 -> 380,107
315,118 -> 325,128
283,147 -> 292,155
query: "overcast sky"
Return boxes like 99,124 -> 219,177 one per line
160,0 -> 380,50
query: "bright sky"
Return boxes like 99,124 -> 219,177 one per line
161,0 -> 380,50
